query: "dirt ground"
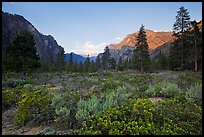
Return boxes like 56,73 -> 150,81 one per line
2,106 -> 43,135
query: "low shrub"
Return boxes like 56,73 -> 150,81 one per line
145,82 -> 181,98
153,98 -> 202,135
160,82 -> 181,97
14,85 -> 52,126
145,84 -> 161,97
51,94 -> 71,123
4,79 -> 27,88
51,91 -> 81,127
102,78 -> 122,91
75,95 -> 101,121
102,85 -> 128,110
75,98 -> 155,135
75,98 -> 202,135
38,127 -> 71,135
185,83 -> 202,105
179,72 -> 202,86
2,87 -> 22,110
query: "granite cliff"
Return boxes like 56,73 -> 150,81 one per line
2,11 -> 64,63
107,30 -> 175,62
106,20 -> 202,62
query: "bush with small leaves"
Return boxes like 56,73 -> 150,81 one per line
145,82 -> 183,98
185,83 -> 202,105
179,72 -> 202,87
38,127 -> 69,135
51,94 -> 71,124
103,85 -> 128,110
160,82 -> 181,97
102,78 -> 122,91
145,84 -> 162,97
75,97 -> 202,135
14,85 -> 51,126
75,95 -> 100,121
2,86 -> 22,110
50,91 -> 81,128
153,98 -> 202,135
75,98 -> 156,135
88,75 -> 100,84
6,79 -> 27,88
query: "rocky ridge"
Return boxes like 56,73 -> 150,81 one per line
2,11 -> 64,63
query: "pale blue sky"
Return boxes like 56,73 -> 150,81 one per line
2,2 -> 202,56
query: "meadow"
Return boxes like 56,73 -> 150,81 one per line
2,70 -> 202,135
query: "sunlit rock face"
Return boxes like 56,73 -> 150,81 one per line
106,20 -> 202,62
106,29 -> 175,62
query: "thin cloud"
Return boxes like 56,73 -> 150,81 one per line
115,37 -> 122,40
72,41 -> 106,56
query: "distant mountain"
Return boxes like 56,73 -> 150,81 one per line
150,20 -> 202,60
2,11 -> 64,63
64,52 -> 96,63
104,20 -> 202,63
105,30 -> 175,63
90,56 -> 97,62
108,30 -> 174,51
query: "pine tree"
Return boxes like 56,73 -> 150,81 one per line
169,41 -> 182,70
84,54 -> 90,72
131,51 -> 139,69
65,62 -> 70,72
78,61 -> 84,73
135,24 -> 151,73
57,49 -> 65,71
110,58 -> 116,69
4,30 -> 40,72
69,52 -> 73,66
127,58 -> 132,69
191,20 -> 202,71
67,52 -> 74,72
117,57 -> 123,71
157,51 -> 168,70
173,6 -> 191,70
95,55 -> 101,70
102,46 -> 111,70
90,60 -> 97,72
73,62 -> 78,72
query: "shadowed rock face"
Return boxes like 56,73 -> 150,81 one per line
2,11 -> 64,63
109,46 -> 134,63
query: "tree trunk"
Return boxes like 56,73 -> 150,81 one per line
194,39 -> 198,72
181,17 -> 184,71
181,38 -> 184,71
141,61 -> 144,73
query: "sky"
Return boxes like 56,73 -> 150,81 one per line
2,2 -> 202,56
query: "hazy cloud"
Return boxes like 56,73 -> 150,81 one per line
115,37 -> 122,41
72,41 -> 107,56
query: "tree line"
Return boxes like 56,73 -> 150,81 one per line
2,6 -> 202,73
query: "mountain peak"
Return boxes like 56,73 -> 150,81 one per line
2,11 -> 64,63
108,29 -> 175,51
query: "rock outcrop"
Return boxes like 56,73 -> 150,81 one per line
108,30 -> 175,51
151,20 -> 202,60
107,30 -> 175,62
2,11 -> 64,63
106,20 -> 202,62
